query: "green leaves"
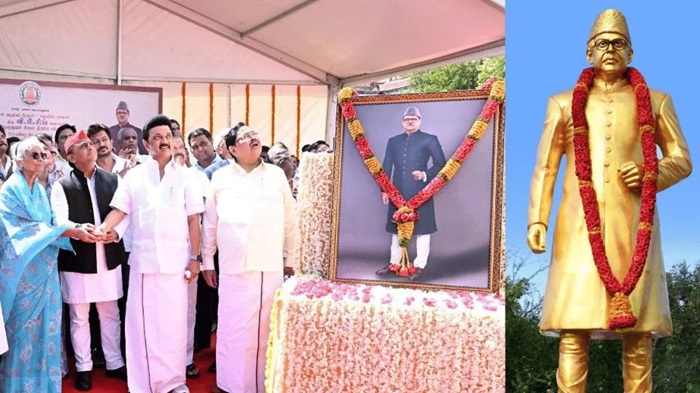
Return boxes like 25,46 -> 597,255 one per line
409,55 -> 505,93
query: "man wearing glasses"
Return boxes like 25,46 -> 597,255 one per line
376,106 -> 446,281
527,9 -> 692,391
202,126 -> 295,393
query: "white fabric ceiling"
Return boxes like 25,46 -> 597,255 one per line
0,0 -> 505,86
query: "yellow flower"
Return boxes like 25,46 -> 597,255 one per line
491,79 -> 505,101
348,119 -> 364,140
469,120 -> 488,139
364,156 -> 383,175
338,87 -> 354,102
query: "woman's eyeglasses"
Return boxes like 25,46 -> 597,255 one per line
30,152 -> 48,160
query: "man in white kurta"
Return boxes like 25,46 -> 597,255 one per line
51,131 -> 130,390
203,126 -> 295,393
103,115 -> 204,393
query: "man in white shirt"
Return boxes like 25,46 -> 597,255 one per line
101,115 -> 204,393
202,126 -> 295,393
50,130 -> 129,391
88,123 -> 131,176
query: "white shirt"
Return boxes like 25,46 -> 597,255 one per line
50,169 -> 129,303
202,162 -> 295,274
188,165 -> 211,198
96,153 -> 130,175
110,158 -> 205,274
54,157 -> 70,173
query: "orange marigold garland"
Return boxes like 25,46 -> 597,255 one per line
209,83 -> 214,133
338,78 -> 505,277
271,84 -> 276,144
571,67 -> 658,330
296,85 -> 302,157
181,82 -> 187,132
245,84 -> 250,126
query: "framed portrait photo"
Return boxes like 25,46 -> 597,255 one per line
329,90 -> 505,292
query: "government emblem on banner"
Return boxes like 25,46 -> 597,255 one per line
19,81 -> 41,105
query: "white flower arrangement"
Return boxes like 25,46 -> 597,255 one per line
266,277 -> 505,392
291,152 -> 334,277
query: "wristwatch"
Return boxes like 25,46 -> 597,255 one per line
190,254 -> 203,263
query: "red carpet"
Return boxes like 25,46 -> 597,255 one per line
62,335 -> 218,393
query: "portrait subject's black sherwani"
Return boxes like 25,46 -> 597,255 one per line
382,129 -> 446,235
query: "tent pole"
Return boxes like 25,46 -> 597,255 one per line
116,0 -> 123,85
325,83 -> 340,148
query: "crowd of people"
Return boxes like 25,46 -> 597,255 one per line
0,116 -> 331,393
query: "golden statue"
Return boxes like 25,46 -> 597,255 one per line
526,9 -> 692,393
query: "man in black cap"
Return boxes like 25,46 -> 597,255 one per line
376,106 -> 446,280
108,101 -> 147,155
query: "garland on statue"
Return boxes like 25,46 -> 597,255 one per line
337,78 -> 505,277
571,67 -> 658,330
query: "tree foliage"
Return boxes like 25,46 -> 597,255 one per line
408,55 -> 505,93
652,261 -> 700,392
504,254 -> 700,392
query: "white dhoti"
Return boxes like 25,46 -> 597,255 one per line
126,272 -> 188,393
216,271 -> 283,393
186,277 -> 198,365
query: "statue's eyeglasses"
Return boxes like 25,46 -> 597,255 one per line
593,38 -> 628,51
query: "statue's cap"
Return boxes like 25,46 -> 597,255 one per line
588,9 -> 631,45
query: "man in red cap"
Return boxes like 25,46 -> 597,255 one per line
50,130 -> 129,391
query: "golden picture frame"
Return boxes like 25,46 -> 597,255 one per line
329,90 -> 505,292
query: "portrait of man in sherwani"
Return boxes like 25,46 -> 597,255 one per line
375,106 -> 447,281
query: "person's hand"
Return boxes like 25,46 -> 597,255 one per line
619,161 -> 643,192
381,192 -> 389,205
117,164 -> 131,178
284,266 -> 295,277
185,259 -> 200,283
75,226 -> 101,243
412,171 -> 425,181
202,270 -> 218,288
526,223 -> 547,254
119,147 -> 136,159
100,229 -> 119,243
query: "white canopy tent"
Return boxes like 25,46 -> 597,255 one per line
0,0 -> 504,150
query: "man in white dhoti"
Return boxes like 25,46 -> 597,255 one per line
202,126 -> 295,393
50,130 -> 129,391
101,115 -> 204,393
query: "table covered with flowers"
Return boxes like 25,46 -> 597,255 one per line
265,277 -> 505,392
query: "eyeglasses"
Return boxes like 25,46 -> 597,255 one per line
593,38 -> 628,51
30,152 -> 48,160
403,117 -> 419,122
236,130 -> 259,144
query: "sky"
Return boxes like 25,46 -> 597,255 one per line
505,1 -> 700,295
